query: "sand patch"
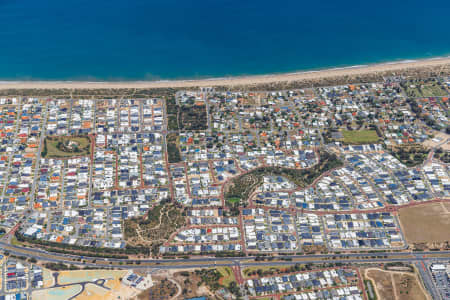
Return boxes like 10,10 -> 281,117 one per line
58,269 -> 127,285
0,58 -> 450,90
71,279 -> 138,300
423,132 -> 450,151
43,268 -> 55,288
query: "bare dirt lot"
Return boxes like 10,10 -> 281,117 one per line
422,131 -> 450,151
398,202 -> 450,244
443,201 -> 450,212
393,273 -> 429,300
365,268 -> 430,300
34,269 -> 138,300
366,269 -> 395,300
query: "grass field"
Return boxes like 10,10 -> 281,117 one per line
227,197 -> 240,204
398,202 -> 450,244
406,84 -> 447,97
42,136 -> 91,158
243,266 -> 288,277
216,267 -> 235,286
420,84 -> 448,97
10,236 -> 22,246
341,130 -> 380,144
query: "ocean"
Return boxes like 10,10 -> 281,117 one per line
1,0 -> 450,81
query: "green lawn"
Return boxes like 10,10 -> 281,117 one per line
42,136 -> 91,158
420,84 -> 447,97
226,197 -> 240,204
341,130 -> 380,144
215,267 -> 236,286
11,236 -> 22,246
405,84 -> 447,97
243,266 -> 286,277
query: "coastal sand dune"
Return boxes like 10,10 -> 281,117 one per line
1,57 -> 450,90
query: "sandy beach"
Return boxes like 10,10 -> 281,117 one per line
1,57 -> 450,90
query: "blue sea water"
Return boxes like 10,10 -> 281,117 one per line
0,0 -> 450,81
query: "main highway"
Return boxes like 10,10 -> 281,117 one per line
1,240 -> 449,270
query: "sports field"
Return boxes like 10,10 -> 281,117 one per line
398,202 -> 450,243
341,130 -> 380,144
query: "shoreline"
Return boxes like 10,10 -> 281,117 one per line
1,56 -> 450,90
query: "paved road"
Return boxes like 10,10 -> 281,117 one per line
2,240 -> 450,265
2,248 -> 448,271
1,240 -> 445,299
0,274 -> 111,298
44,256 -> 446,300
415,261 -> 442,300
1,240 -> 449,270
29,100 -> 49,210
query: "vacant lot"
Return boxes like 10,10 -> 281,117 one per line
365,268 -> 430,300
341,130 -> 380,144
43,268 -> 54,288
58,270 -> 127,285
216,267 -> 235,286
42,136 -> 91,158
167,133 -> 181,163
243,266 -> 290,278
393,272 -> 429,300
366,269 -> 394,300
445,202 -> 450,212
420,84 -> 447,97
75,274 -> 137,300
398,202 -> 450,244
434,151 -> 450,163
124,203 -> 186,254
172,270 -> 211,299
166,96 -> 180,131
138,277 -> 178,300
170,267 -> 239,299
423,131 -> 450,151
32,285 -> 82,300
404,82 -> 447,97
390,144 -> 429,167
179,105 -> 207,130
166,96 -> 207,131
